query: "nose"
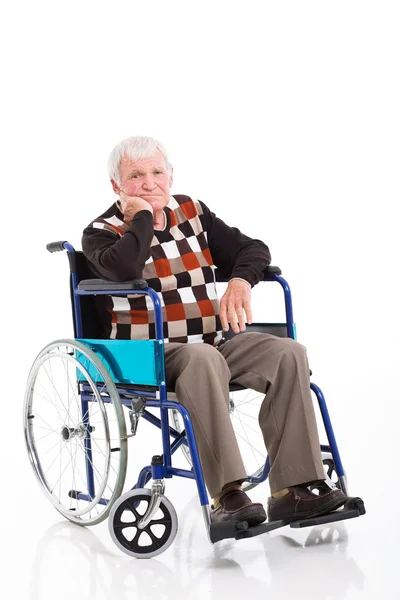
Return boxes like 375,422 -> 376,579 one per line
142,173 -> 157,190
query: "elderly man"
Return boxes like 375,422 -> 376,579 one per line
82,135 -> 346,526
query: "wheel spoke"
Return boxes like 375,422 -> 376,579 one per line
75,438 -> 105,491
59,354 -> 83,417
233,408 -> 259,421
29,423 -> 55,433
234,429 -> 266,459
69,439 -> 80,512
146,526 -> 162,548
89,436 -> 119,479
33,428 -> 59,444
32,381 -> 66,430
49,444 -> 79,493
42,361 -> 70,419
234,410 -> 262,470
59,436 -> 63,500
235,391 -> 264,408
232,388 -> 253,406
126,498 -> 144,521
31,408 -> 63,438
237,398 -> 265,408
231,413 -> 263,437
90,438 -> 117,474
114,520 -> 137,529
81,402 -> 103,424
62,437 -> 90,501
132,528 -> 143,545
40,436 -> 64,459
151,516 -> 171,526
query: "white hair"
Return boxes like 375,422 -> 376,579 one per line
107,135 -> 173,185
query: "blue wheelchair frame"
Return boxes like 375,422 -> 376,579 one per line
62,241 -> 347,498
47,240 -> 365,542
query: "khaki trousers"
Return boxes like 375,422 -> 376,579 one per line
164,332 -> 326,498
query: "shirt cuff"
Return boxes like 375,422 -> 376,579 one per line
229,277 -> 252,288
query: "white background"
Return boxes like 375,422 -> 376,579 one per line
0,1 -> 399,598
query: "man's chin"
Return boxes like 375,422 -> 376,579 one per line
144,197 -> 168,210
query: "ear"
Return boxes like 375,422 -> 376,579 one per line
111,179 -> 120,195
168,168 -> 174,189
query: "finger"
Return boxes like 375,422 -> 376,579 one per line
244,300 -> 253,325
235,303 -> 246,332
219,298 -> 229,331
227,304 -> 240,334
119,191 -> 128,211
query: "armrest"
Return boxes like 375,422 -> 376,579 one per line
78,278 -> 148,291
263,266 -> 282,277
215,265 -> 282,283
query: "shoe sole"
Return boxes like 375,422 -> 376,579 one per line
243,512 -> 267,527
234,506 -> 267,527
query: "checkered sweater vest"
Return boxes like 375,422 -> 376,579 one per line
82,194 -> 272,345
89,196 -> 222,345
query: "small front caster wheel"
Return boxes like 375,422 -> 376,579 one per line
108,488 -> 178,559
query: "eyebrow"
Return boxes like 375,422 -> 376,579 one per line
129,166 -> 166,174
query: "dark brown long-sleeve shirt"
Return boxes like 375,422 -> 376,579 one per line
82,195 -> 271,343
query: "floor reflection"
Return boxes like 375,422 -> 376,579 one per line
30,521 -> 180,600
30,496 -> 365,600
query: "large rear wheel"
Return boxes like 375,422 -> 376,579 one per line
24,339 -> 128,525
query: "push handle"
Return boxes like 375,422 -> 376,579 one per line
46,241 -> 68,253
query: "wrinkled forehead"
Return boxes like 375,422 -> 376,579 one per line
120,148 -> 168,173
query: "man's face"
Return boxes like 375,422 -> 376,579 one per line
112,148 -> 173,213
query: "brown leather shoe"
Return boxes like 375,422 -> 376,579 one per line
211,490 -> 267,526
268,485 -> 347,523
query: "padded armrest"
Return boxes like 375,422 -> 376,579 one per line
78,278 -> 148,291
263,266 -> 282,277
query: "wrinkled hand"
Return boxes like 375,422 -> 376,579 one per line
219,280 -> 252,334
119,192 -> 153,225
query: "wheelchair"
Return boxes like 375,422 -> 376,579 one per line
23,241 -> 365,559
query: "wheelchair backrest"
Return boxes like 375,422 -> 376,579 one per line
68,251 -> 105,339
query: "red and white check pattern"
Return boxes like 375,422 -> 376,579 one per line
92,195 -> 223,345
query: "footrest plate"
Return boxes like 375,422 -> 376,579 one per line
209,497 -> 365,542
235,519 -> 286,539
210,519 -> 285,543
289,496 -> 365,529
